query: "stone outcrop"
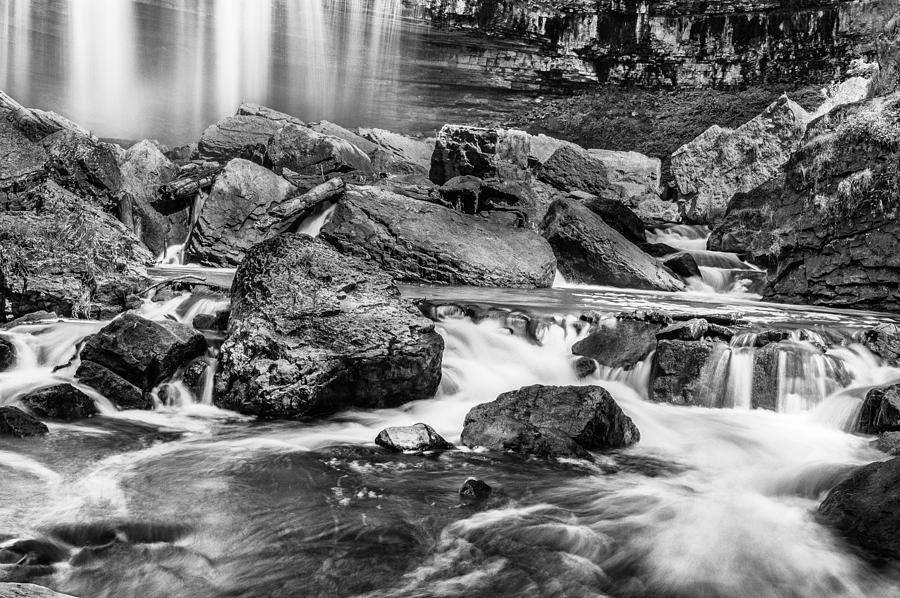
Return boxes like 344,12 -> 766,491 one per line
710,93 -> 900,310
76,313 -> 207,409
0,406 -> 48,438
461,384 -> 639,460
429,125 -> 531,185
671,95 -> 808,224
818,456 -> 900,559
374,423 -> 453,452
266,123 -> 374,176
215,234 -> 444,418
321,186 -> 556,288
186,158 -> 300,266
540,198 -> 683,291
19,384 -> 98,421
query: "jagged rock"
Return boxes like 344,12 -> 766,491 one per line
267,123 -> 373,176
215,234 -> 443,418
540,198 -> 683,291
657,319 -> 709,341
321,186 -> 556,288
671,95 -> 808,224
864,323 -> 900,365
753,330 -> 794,347
818,457 -> 900,559
2,311 -> 59,329
182,358 -> 211,400
40,129 -> 122,208
309,121 -> 378,154
374,423 -> 453,452
118,140 -> 183,253
0,336 -> 15,371
536,145 -> 616,197
237,103 -> 304,127
76,313 -> 206,406
459,478 -> 492,500
197,115 -> 283,162
572,318 -> 662,370
574,194 -> 647,245
461,384 -> 639,459
0,181 -> 152,320
876,432 -> 900,455
116,192 -> 169,257
19,384 -> 98,421
663,252 -> 701,279
185,158 -> 299,266
360,128 -> 432,175
0,583 -> 76,598
751,343 -> 780,411
429,125 -> 530,185
587,149 -> 661,201
640,242 -> 679,257
857,384 -> 900,434
75,359 -> 147,410
0,119 -> 47,192
0,406 -> 48,437
649,339 -> 716,406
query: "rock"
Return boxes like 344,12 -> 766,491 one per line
360,128 -> 432,175
185,158 -> 299,266
118,140 -> 183,253
640,242 -> 679,258
818,457 -> 900,559
374,423 -> 453,452
321,186 -> 556,288
876,432 -> 900,455
0,336 -> 16,371
663,253 -> 702,279
540,198 -> 683,291
574,356 -> 597,378
429,125 -> 530,185
19,384 -> 98,421
459,478 -> 492,500
439,175 -> 484,214
308,121 -> 379,155
266,123 -> 373,176
116,192 -> 170,257
0,406 -> 48,437
0,181 -> 152,320
236,103 -> 304,127
0,583 -> 77,598
536,145 -> 616,198
76,313 -> 207,402
572,318 -> 662,370
671,95 -> 808,224
2,311 -> 59,329
182,358 -> 211,400
649,339 -> 716,406
75,359 -> 147,410
197,115 -> 283,162
856,384 -> 900,434
40,129 -> 122,207
375,174 -> 441,204
864,324 -> 900,365
461,384 -> 639,459
586,149 -> 661,201
751,343 -> 780,411
575,194 -> 647,245
0,119 -> 47,192
215,234 -> 444,418
657,319 -> 709,341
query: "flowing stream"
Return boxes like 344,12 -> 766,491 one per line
2,282 -> 900,597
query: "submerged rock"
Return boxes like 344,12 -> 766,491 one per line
537,145 -> 616,198
461,384 -> 639,459
818,457 -> 900,559
321,186 -> 556,288
541,198 -> 683,291
19,384 -> 98,421
579,194 -> 647,245
459,478 -> 492,500
0,406 -> 48,438
118,139 -> 182,254
216,234 -> 443,418
360,128 -> 432,175
374,423 -> 453,452
856,384 -> 900,435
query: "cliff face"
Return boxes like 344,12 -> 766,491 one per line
417,0 -> 892,91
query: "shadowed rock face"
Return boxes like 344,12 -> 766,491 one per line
216,234 -> 444,419
19,384 -> 99,421
321,186 -> 557,288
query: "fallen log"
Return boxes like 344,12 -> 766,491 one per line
155,162 -> 223,211
268,178 -> 346,235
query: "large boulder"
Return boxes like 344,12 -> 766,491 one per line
0,181 -> 151,320
40,129 -> 123,209
429,125 -> 530,185
572,317 -> 662,369
856,384 -> 900,434
197,115 -> 284,162
540,198 -> 683,291
649,339 -> 717,406
0,336 -> 16,371
185,158 -> 299,266
580,195 -> 647,245
0,119 -> 47,193
864,323 -> 900,365
118,140 -> 183,254
321,186 -> 556,288
461,384 -> 639,460
818,457 -> 900,559
76,313 -> 207,407
374,423 -> 453,452
360,128 -> 433,175
0,406 -> 48,438
711,93 -> 900,310
19,384 -> 98,421
75,360 -> 146,410
671,95 -> 808,224
266,124 -> 373,176
215,234 -> 444,418
587,149 -> 661,201
536,145 -> 616,198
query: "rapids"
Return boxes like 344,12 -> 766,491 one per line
1,286 -> 900,597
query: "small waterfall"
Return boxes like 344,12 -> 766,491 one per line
647,224 -> 710,251
295,202 -> 337,237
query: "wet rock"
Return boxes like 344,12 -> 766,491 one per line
182,359 -> 211,400
118,140 -> 183,254
537,145 -> 616,197
540,198 -> 683,291
116,192 -> 169,257
0,406 -> 48,438
40,129 -> 122,208
0,583 -> 76,598
663,252 -> 701,279
374,423 -> 453,452
185,158 -> 299,266
671,95 -> 808,224
574,193 -> 646,245
74,360 -> 147,410
574,356 -> 597,378
308,120 -> 379,155
572,318 -> 662,370
649,339 -> 716,406
267,123 -> 373,177
0,120 -> 47,192
856,384 -> 900,435
751,343 -> 780,411
197,115 -> 283,162
657,319 -> 709,341
818,457 -> 900,559
216,234 -> 444,418
753,330 -> 794,347
76,313 -> 207,404
429,125 -> 530,185
360,128 -> 432,175
587,149 -> 661,200
461,384 -> 640,459
19,384 -> 98,421
876,432 -> 900,455
2,312 -> 59,329
321,186 -> 556,288
480,178 -> 556,227
439,175 -> 484,214
375,174 -> 441,204
864,323 -> 900,365
236,103 -> 304,128
459,478 -> 492,500
0,336 -> 15,371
